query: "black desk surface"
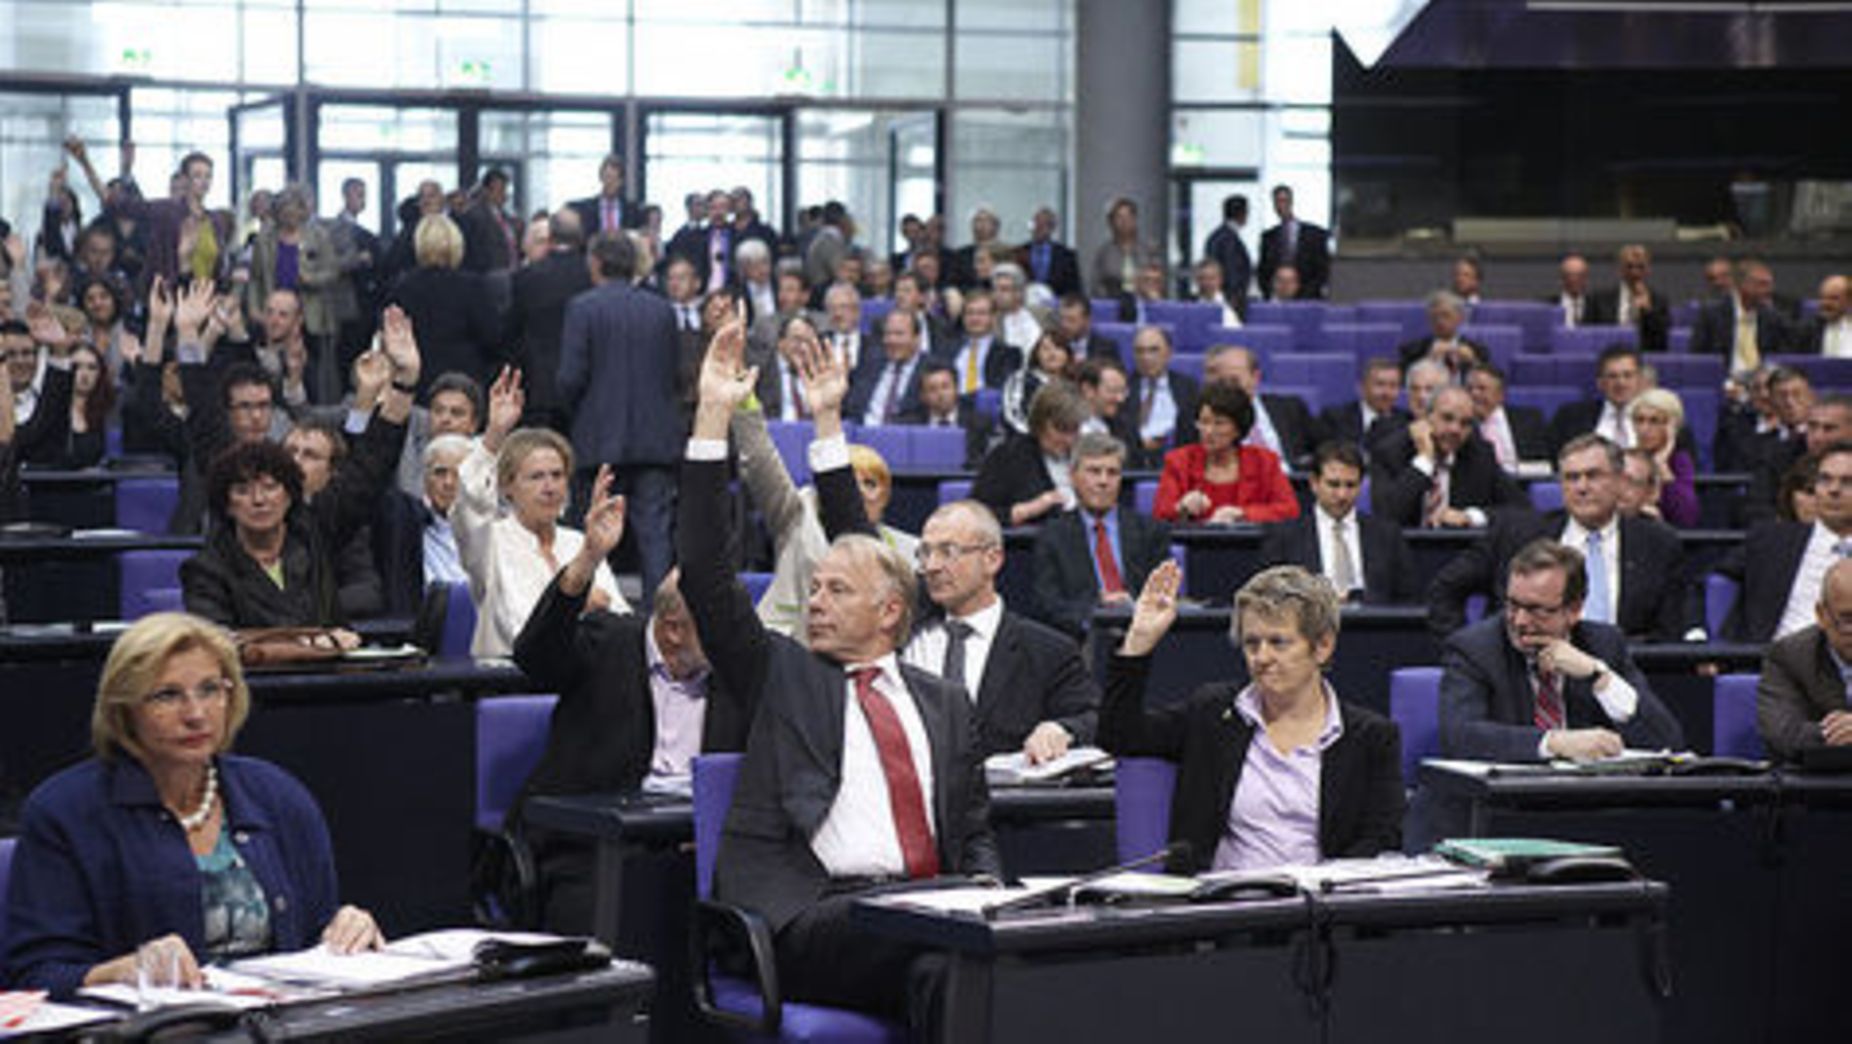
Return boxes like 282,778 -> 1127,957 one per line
191,962 -> 654,1043
523,785 -> 1117,843
1417,762 -> 1782,805
852,880 -> 1668,956
0,531 -> 202,561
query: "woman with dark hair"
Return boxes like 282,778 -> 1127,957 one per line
178,314 -> 419,629
1001,327 -> 1076,437
1153,381 -> 1299,524
56,343 -> 114,469
77,274 -> 132,377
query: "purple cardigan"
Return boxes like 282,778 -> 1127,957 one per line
1659,450 -> 1699,528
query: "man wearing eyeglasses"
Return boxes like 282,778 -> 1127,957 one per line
902,499 -> 1099,763
1438,538 -> 1683,762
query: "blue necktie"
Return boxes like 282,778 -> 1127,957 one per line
1584,531 -> 1611,624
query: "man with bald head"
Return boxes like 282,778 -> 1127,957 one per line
1551,253 -> 1590,328
679,318 -> 998,1033
1758,557 -> 1852,760
1586,244 -> 1669,352
1795,275 -> 1850,358
1371,384 -> 1524,528
901,499 -> 1098,760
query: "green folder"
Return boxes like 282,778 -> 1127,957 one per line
1434,838 -> 1623,873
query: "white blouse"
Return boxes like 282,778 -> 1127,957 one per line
451,440 -> 629,657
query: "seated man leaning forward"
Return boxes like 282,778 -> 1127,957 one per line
677,318 -> 1000,1033
1439,538 -> 1684,762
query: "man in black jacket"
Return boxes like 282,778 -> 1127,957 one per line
1261,442 -> 1416,604
1317,356 -> 1409,466
1439,539 -> 1684,763
1371,386 -> 1525,528
1714,443 -> 1852,643
1031,431 -> 1171,638
1427,434 -> 1692,640
680,322 -> 999,1032
511,487 -> 750,932
503,210 -> 592,433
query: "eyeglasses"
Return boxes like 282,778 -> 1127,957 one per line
142,678 -> 232,711
916,542 -> 994,566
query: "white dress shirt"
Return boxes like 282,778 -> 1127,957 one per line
1136,373 -> 1178,444
1315,505 -> 1366,593
450,440 -> 630,657
1001,309 -> 1041,354
1596,401 -> 1633,448
1246,396 -> 1284,456
1481,407 -> 1519,472
1530,661 -> 1640,759
1820,317 -> 1852,359
644,620 -> 709,779
1778,522 -> 1852,639
809,653 -> 938,878
861,353 -> 922,427
905,597 -> 1004,699
1560,514 -> 1622,623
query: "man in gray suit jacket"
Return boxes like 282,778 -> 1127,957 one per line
1439,538 -> 1683,762
1758,558 -> 1852,761
558,231 -> 684,600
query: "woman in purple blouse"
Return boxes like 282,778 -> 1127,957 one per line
1628,388 -> 1699,528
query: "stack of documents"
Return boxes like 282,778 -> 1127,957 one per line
985,747 -> 1112,785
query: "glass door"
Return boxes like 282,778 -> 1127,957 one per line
642,110 -> 785,236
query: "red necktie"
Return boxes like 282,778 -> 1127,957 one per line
1533,668 -> 1565,731
849,668 -> 938,879
1094,518 -> 1125,595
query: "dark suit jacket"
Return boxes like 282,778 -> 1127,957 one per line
567,194 -> 639,237
1757,626 -> 1847,761
1255,392 -> 1323,468
11,366 -> 73,467
1259,512 -> 1418,604
1100,653 -> 1403,873
509,575 -> 751,832
1791,315 -> 1850,355
844,351 -> 926,426
1317,401 -> 1411,464
386,267 -> 501,396
1714,520 -> 1813,642
1585,286 -> 1670,352
504,250 -> 593,422
1689,298 -> 1791,358
1203,225 -> 1253,305
1742,431 -> 1805,526
1257,221 -> 1331,299
1014,239 -> 1083,298
1395,336 -> 1488,374
931,336 -> 1022,391
1438,616 -> 1685,762
1030,508 -> 1171,638
557,281 -> 685,467
459,203 -> 517,274
970,434 -> 1057,526
1496,405 -> 1553,463
1426,509 -> 1692,640
677,453 -> 1000,932
666,223 -> 734,288
1369,429 -> 1526,528
895,399 -> 993,469
952,610 -> 1099,755
1074,331 -> 1122,364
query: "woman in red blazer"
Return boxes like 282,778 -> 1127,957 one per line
1153,381 -> 1299,524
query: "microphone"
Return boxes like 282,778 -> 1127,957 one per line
981,840 -> 1193,921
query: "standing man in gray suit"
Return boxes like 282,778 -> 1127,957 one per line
558,231 -> 683,601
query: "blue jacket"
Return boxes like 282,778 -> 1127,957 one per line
2,754 -> 340,998
557,281 -> 685,467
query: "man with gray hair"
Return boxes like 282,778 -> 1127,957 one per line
735,237 -> 776,325
1396,290 -> 1487,378
1439,538 -> 1683,762
420,432 -> 471,585
505,208 -> 592,433
952,204 -> 1003,290
1371,384 -> 1524,528
1030,431 -> 1172,638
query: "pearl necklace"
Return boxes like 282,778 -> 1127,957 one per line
177,763 -> 219,832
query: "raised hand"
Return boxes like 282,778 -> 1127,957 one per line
352,347 -> 390,408
25,303 -> 74,353
173,279 -> 216,342
118,331 -> 144,367
1120,558 -> 1182,657
378,305 -> 421,385
794,334 -> 847,417
697,317 -> 757,410
484,366 -> 525,450
580,465 -> 628,561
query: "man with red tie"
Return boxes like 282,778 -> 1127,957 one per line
1029,431 -> 1173,638
678,319 -> 999,1033
1437,538 -> 1683,762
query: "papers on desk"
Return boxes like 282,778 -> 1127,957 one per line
78,966 -> 302,1012
0,992 -> 116,1037
642,773 -> 694,799
70,527 -> 141,539
1423,749 -> 1761,780
985,747 -> 1112,786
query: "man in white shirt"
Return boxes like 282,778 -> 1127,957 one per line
1465,363 -> 1549,473
942,290 -> 1022,393
1549,345 -> 1644,454
736,238 -> 776,324
664,256 -> 703,333
1798,275 -> 1850,357
905,500 -> 1099,761
420,433 -> 469,585
821,281 -> 866,374
1191,258 -> 1242,328
1259,442 -> 1416,604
